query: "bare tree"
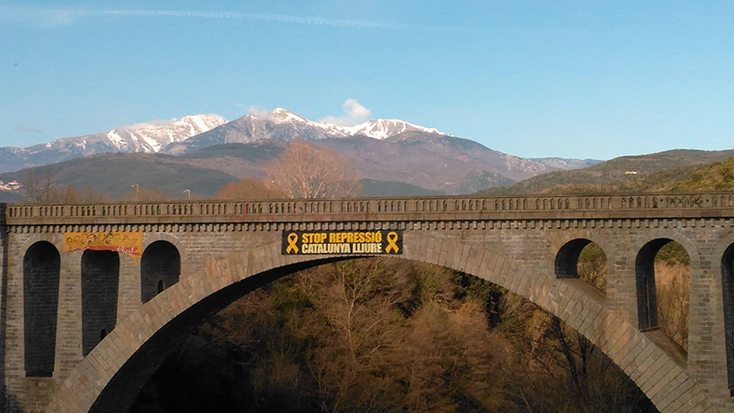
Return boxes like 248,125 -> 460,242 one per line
266,140 -> 361,199
577,243 -> 607,292
215,178 -> 284,200
21,169 -> 56,203
21,169 -> 109,204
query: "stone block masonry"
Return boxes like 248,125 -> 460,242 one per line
1,192 -> 734,412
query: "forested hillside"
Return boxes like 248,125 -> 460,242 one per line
535,156 -> 734,195
478,149 -> 734,195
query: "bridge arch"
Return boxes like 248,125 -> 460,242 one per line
19,234 -> 62,260
555,238 -> 603,278
624,232 -> 697,333
551,232 -> 615,282
627,231 -> 699,271
44,237 -> 717,413
718,235 -> 734,396
634,235 -> 694,336
140,240 -> 181,303
81,250 -> 120,356
142,232 -> 186,258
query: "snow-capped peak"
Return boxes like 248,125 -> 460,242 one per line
242,109 -> 446,141
105,114 -> 227,152
244,109 -> 446,141
177,114 -> 227,133
342,119 -> 445,140
0,107 -> 454,173
269,108 -> 309,123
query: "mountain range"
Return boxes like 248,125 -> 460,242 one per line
165,108 -> 447,154
1,106 -> 731,203
0,109 -> 454,173
0,109 -> 603,198
477,149 -> 734,195
0,115 -> 227,173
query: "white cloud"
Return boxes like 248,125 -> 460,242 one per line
320,99 -> 372,126
0,6 -> 394,29
245,105 -> 276,120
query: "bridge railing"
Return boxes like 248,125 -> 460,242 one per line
5,193 -> 734,220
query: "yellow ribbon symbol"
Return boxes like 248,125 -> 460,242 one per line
385,232 -> 400,253
286,233 -> 299,254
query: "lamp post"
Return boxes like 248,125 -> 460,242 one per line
132,184 -> 139,201
184,189 -> 191,200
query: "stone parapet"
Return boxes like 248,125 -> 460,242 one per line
5,192 -> 734,226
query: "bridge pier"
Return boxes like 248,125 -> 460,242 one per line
117,255 -> 142,325
604,236 -> 637,327
689,229 -> 729,406
54,250 -> 83,388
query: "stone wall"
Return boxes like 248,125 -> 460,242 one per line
0,203 -> 7,412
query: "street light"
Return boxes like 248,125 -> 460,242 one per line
132,184 -> 139,201
184,189 -> 191,200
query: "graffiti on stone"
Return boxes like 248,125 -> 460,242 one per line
63,231 -> 144,259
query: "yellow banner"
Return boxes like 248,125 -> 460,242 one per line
282,230 -> 403,255
63,231 -> 144,259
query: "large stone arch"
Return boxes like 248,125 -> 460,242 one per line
44,237 -> 718,413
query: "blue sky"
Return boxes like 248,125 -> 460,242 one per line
1,1 -> 732,160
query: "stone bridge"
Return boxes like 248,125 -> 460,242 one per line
2,192 -> 734,412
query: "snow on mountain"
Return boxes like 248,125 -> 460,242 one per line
0,107 -> 592,188
0,114 -> 227,173
0,107 -> 606,196
3,108 -> 446,170
165,109 -> 450,154
102,114 -> 227,153
343,119 -> 445,140
268,108 -> 350,138
164,109 -> 344,153
266,109 -> 446,140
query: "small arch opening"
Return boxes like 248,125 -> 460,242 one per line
555,239 -> 607,293
82,250 -> 120,356
23,241 -> 61,377
141,241 -> 180,303
636,239 -> 690,350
